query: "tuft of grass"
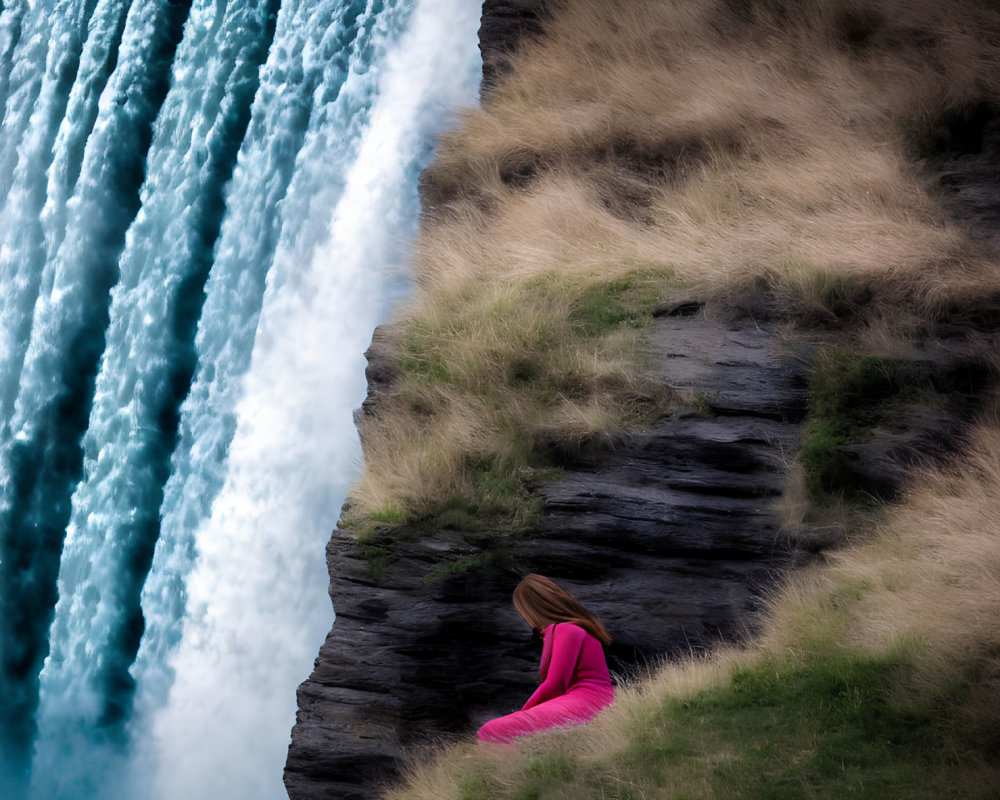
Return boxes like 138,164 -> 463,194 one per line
368,504 -> 408,524
567,274 -> 664,337
691,391 -> 714,417
425,552 -> 505,583
349,268 -> 677,527
455,764 -> 504,800
354,545 -> 395,581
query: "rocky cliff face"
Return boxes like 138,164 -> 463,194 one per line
283,305 -> 813,800
283,6 -> 1000,798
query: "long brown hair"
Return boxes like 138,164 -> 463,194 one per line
512,574 -> 611,645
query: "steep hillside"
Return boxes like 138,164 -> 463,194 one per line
286,1 -> 1000,797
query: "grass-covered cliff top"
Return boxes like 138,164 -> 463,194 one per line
348,0 -> 999,531
341,0 -> 1000,795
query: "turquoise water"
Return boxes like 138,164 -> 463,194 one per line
0,1 -> 480,797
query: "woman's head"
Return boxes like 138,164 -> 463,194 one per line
512,574 -> 611,645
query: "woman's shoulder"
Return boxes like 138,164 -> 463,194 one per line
550,621 -> 589,638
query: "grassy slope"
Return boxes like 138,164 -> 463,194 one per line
391,427 -> 1000,798
344,0 -> 1000,796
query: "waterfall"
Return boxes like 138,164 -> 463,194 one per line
0,0 -> 481,797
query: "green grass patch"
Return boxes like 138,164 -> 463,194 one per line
353,545 -> 395,580
398,268 -> 671,392
456,764 -> 503,800
801,350 -> 941,501
641,651 -> 942,798
567,272 -> 666,337
345,460 -> 548,576
692,390 -> 714,417
367,503 -> 408,524
429,456 -> 547,533
425,550 -> 514,583
455,646 -> 974,800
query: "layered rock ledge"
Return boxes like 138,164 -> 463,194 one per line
285,295 -> 997,799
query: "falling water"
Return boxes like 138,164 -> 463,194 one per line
0,0 -> 481,797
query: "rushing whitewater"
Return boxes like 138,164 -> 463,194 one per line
0,1 -> 481,798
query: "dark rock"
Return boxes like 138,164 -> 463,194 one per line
356,326 -> 398,425
930,103 -> 1000,253
645,310 -> 810,422
479,0 -> 548,98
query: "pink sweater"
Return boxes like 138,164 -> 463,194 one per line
477,621 -> 614,743
522,622 -> 612,709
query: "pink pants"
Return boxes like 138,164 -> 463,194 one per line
477,686 -> 614,743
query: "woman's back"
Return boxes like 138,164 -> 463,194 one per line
539,622 -> 611,694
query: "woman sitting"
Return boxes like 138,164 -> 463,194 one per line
478,574 -> 614,743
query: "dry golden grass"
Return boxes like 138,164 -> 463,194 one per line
765,414 -> 1000,663
349,261 -> 677,521
424,0 -> 1000,301
348,0 -> 1000,521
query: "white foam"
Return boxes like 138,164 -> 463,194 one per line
135,1 -> 480,798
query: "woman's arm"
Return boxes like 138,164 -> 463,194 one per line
521,623 -> 586,710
